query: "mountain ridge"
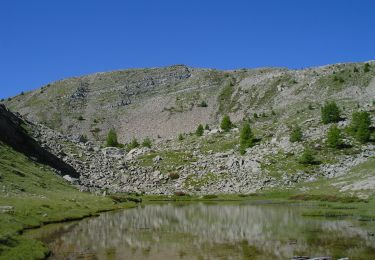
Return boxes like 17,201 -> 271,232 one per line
3,61 -> 375,144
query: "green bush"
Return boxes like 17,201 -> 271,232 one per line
142,137 -> 152,148
327,124 -> 342,148
178,133 -> 184,141
198,100 -> 208,107
196,124 -> 204,136
205,124 -> 210,130
321,101 -> 341,124
78,115 -> 85,121
128,138 -> 140,150
299,148 -> 317,165
364,63 -> 371,73
290,125 -> 303,142
106,129 -> 119,147
349,111 -> 371,143
254,113 -> 259,119
239,122 -> 254,155
220,115 -> 232,132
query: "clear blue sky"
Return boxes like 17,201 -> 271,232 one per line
1,0 -> 374,99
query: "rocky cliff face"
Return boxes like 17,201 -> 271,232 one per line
5,62 -> 375,144
0,104 -> 79,178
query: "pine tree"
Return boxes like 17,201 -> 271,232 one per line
350,111 -> 371,143
321,101 -> 341,124
290,125 -> 303,142
327,124 -> 342,148
239,122 -> 254,155
356,120 -> 371,143
196,124 -> 204,136
299,148 -> 316,165
220,115 -> 232,132
106,129 -> 119,147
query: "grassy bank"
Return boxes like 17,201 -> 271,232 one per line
0,143 -> 135,259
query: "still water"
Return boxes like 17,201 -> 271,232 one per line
29,202 -> 375,259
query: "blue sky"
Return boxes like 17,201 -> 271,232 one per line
1,0 -> 374,99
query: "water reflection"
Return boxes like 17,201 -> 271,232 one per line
31,203 -> 375,259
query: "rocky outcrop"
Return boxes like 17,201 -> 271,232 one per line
0,104 -> 79,178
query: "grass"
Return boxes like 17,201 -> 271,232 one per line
199,133 -> 237,154
184,172 -> 227,191
0,143 -> 135,259
138,150 -> 196,174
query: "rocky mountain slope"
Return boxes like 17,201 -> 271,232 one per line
4,62 -> 375,143
2,61 -> 375,197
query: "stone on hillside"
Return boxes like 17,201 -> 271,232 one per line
102,147 -> 124,158
0,206 -> 14,214
208,129 -> 221,134
153,155 -> 163,163
125,147 -> 150,160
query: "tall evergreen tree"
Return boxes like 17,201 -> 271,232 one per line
196,124 -> 204,136
239,122 -> 254,155
327,124 -> 342,148
220,115 -> 232,132
321,101 -> 341,124
106,129 -> 119,147
350,111 -> 371,143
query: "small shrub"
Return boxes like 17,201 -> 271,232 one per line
20,91 -> 24,95
299,148 -> 317,165
239,122 -> 254,155
196,124 -> 204,136
271,110 -> 276,116
205,124 -> 210,130
169,172 -> 180,180
353,67 -> 359,73
321,101 -> 341,124
253,113 -> 259,119
220,115 -> 232,132
128,138 -> 140,150
106,129 -> 119,147
178,133 -> 184,141
308,104 -> 314,110
290,126 -> 303,142
198,100 -> 208,107
142,137 -> 152,148
364,63 -> 371,73
327,124 -> 342,148
78,115 -> 85,121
